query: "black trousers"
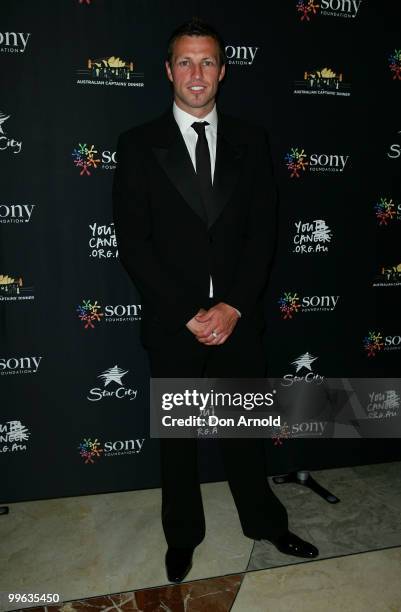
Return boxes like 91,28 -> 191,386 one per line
148,316 -> 288,548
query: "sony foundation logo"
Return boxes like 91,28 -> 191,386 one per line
374,197 -> 401,226
0,202 -> 35,224
0,31 -> 31,53
296,0 -> 362,21
224,45 -> 259,66
78,436 -> 145,463
0,356 -> 43,375
76,299 -> 141,329
387,131 -> 401,160
364,332 -> 401,357
278,292 -> 339,319
285,147 -> 349,178
72,144 -> 117,175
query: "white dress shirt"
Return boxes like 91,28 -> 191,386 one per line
173,103 -> 217,298
172,104 -> 241,318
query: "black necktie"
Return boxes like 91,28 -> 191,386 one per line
191,121 -> 213,225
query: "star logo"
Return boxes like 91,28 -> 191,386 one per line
0,112 -> 10,135
98,365 -> 128,387
291,352 -> 318,373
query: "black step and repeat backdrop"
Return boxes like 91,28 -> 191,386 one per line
2,0 -> 400,503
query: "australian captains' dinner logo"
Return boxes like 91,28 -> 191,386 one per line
389,50 -> 401,81
76,56 -> 144,88
294,67 -> 350,97
373,264 -> 401,288
0,274 -> 34,301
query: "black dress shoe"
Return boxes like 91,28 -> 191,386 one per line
269,531 -> 319,559
165,547 -> 194,583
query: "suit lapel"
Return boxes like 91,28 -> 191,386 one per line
211,120 -> 244,227
151,111 -> 207,224
150,109 -> 244,228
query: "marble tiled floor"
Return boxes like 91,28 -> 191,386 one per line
2,462 -> 401,611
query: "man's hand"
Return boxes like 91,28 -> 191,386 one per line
193,302 -> 240,345
186,308 -> 208,336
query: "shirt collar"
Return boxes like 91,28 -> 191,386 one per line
173,102 -> 218,134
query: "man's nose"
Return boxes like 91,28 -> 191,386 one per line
191,63 -> 204,80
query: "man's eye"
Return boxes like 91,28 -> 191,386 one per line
203,60 -> 214,66
178,60 -> 189,66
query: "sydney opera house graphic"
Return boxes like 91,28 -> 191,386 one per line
77,56 -> 140,81
0,274 -> 34,298
304,67 -> 343,89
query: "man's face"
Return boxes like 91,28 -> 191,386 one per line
165,35 -> 225,117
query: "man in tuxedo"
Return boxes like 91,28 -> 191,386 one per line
113,18 -> 318,583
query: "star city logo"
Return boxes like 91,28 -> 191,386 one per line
77,299 -> 104,329
296,0 -> 362,21
389,50 -> 401,81
364,331 -> 384,357
0,111 -> 22,154
281,352 -> 324,386
294,67 -> 350,97
87,365 -> 138,402
292,352 -> 318,372
76,56 -> 144,88
285,147 -> 349,178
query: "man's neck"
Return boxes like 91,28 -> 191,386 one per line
174,98 -> 215,119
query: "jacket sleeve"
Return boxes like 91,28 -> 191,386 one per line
112,132 -> 199,332
224,129 -> 278,316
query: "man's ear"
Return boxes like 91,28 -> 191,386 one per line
218,63 -> 226,82
165,60 -> 173,83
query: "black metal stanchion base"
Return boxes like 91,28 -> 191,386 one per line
272,470 -> 340,504
0,506 -> 9,515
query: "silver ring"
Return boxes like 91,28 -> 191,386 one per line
212,330 -> 218,338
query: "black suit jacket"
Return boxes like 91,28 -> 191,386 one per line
112,109 -> 277,347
